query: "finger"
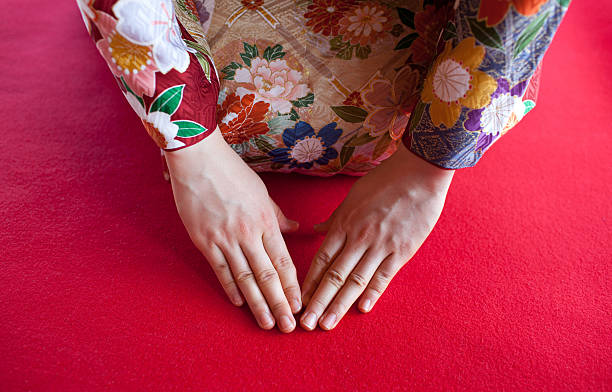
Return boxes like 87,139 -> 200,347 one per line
220,243 -> 276,330
358,255 -> 403,313
200,243 -> 244,307
313,210 -> 336,233
271,199 -> 299,233
300,229 -> 347,307
319,250 -> 393,330
300,244 -> 367,331
262,228 -> 302,313
241,240 -> 296,333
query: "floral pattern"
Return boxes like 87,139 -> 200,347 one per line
269,122 -> 342,169
95,11 -> 158,97
113,0 -> 192,74
363,66 -> 420,139
304,0 -> 356,37
337,2 -> 392,46
478,0 -> 549,27
465,78 -> 528,152
79,0 -> 569,172
217,93 -> 270,144
421,37 -> 497,128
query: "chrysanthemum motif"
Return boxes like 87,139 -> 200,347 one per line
421,37 -> 497,128
304,0 -> 356,37
337,2 -> 392,46
465,78 -> 528,152
268,122 -> 343,169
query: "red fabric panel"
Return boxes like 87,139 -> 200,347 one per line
0,1 -> 610,391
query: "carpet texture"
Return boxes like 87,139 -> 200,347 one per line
1,1 -> 610,391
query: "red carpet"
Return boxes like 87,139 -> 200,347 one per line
1,1 -> 610,391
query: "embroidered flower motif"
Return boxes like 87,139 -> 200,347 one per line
337,2 -> 392,46
76,0 -> 96,33
342,91 -> 364,107
421,37 -> 497,128
234,57 -> 310,114
304,0 -> 356,37
94,11 -> 157,97
465,78 -> 527,152
269,122 -> 342,168
217,93 -> 271,144
125,92 -> 185,149
363,67 -> 420,139
410,4 -> 452,64
113,0 -> 192,74
478,0 -> 549,27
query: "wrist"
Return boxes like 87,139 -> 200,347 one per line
383,141 -> 455,193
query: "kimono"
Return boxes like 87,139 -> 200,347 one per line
76,0 -> 569,174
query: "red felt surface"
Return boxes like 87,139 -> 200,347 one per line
1,1 -> 611,391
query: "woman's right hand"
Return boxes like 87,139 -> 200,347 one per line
164,128 -> 301,333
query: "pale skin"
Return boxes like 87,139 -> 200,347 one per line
165,127 -> 454,332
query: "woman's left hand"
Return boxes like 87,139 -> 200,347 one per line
300,142 -> 455,331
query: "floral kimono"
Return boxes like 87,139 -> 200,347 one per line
76,0 -> 569,174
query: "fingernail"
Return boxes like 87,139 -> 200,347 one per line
279,315 -> 295,332
301,312 -> 317,330
291,298 -> 302,313
232,295 -> 244,306
259,313 -> 275,329
362,299 -> 372,312
320,313 -> 337,330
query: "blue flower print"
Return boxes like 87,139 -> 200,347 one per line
268,121 -> 343,169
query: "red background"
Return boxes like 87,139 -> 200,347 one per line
1,1 -> 610,391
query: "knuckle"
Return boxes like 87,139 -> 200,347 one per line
323,268 -> 345,288
347,272 -> 368,288
313,250 -> 333,269
220,279 -> 237,291
274,254 -> 294,270
256,268 -> 279,285
211,260 -> 229,272
269,301 -> 286,314
310,296 -> 328,311
235,270 -> 255,285
283,284 -> 299,297
377,268 -> 394,283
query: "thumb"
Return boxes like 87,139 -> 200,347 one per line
271,199 -> 299,233
313,213 -> 334,233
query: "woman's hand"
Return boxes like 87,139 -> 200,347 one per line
165,128 -> 301,333
299,142 -> 454,331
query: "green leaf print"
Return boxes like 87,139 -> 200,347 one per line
397,8 -> 415,29
513,11 -> 550,58
409,101 -> 426,133
174,120 -> 207,138
263,44 -> 286,61
336,44 -> 354,60
289,108 -> 300,121
120,76 -> 144,108
340,144 -> 356,167
557,0 -> 570,7
355,44 -> 371,59
523,100 -> 536,115
267,114 -> 295,133
347,133 -> 376,146
372,132 -> 392,160
331,106 -> 368,123
149,85 -> 185,115
221,62 -> 242,80
468,18 -> 503,49
291,93 -> 315,108
394,32 -> 418,50
254,137 -> 275,153
244,155 -> 272,164
241,42 -> 259,66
